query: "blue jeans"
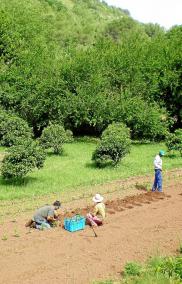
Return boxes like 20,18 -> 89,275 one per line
34,218 -> 51,230
152,169 -> 162,192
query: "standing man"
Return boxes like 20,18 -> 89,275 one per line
152,150 -> 165,192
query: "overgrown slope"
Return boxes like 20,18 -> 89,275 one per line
0,0 -> 181,137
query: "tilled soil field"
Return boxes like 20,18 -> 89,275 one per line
64,191 -> 171,218
0,171 -> 182,284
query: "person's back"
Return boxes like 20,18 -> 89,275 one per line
25,200 -> 61,229
33,205 -> 55,222
154,154 -> 162,170
93,202 -> 106,220
86,194 -> 106,226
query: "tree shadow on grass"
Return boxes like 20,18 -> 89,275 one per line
85,162 -> 97,169
85,161 -> 115,170
46,151 -> 68,158
0,176 -> 38,187
165,153 -> 178,159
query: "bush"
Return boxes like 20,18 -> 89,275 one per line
155,256 -> 182,280
100,256 -> 182,284
92,122 -> 131,166
65,129 -> 74,143
1,140 -> 46,179
0,111 -> 32,147
165,129 -> 182,156
124,261 -> 142,277
39,124 -> 67,154
114,96 -> 170,141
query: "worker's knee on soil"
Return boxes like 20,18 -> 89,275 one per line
25,219 -> 34,227
36,221 -> 51,230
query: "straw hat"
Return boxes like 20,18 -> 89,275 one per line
92,193 -> 104,203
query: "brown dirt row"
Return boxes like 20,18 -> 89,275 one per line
63,191 -> 171,218
0,172 -> 181,284
0,168 -> 181,222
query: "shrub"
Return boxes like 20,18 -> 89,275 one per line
39,124 -> 67,154
124,261 -> 142,276
165,129 -> 182,156
0,111 -> 32,147
156,256 -> 182,280
92,122 -> 131,166
65,129 -> 74,143
114,96 -> 170,141
1,140 -> 46,179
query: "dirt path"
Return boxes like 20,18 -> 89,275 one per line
0,173 -> 182,284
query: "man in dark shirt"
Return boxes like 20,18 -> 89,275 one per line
26,200 -> 61,229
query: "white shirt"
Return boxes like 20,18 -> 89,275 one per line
154,154 -> 162,170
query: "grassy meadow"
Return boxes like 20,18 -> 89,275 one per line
0,141 -> 181,201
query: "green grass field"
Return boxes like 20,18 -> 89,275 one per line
0,141 -> 181,201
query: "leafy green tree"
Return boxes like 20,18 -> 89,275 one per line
39,124 -> 67,154
92,122 -> 131,166
1,140 -> 46,179
0,0 -> 181,139
166,129 -> 182,156
112,95 -> 170,141
143,23 -> 165,38
0,110 -> 32,146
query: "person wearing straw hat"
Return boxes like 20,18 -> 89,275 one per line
86,194 -> 106,226
152,150 -> 165,192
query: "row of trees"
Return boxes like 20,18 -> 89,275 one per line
1,118 -> 181,180
0,116 -> 73,179
0,0 -> 181,140
1,120 -> 131,179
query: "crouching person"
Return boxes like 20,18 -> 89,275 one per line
86,194 -> 105,226
25,200 -> 61,229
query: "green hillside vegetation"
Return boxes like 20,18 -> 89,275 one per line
1,0 -> 181,139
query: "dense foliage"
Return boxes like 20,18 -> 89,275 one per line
1,140 -> 46,179
0,110 -> 32,146
65,129 -> 74,143
166,129 -> 182,155
39,124 -> 67,154
0,0 -> 181,139
92,122 -> 131,166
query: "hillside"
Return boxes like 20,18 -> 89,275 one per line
0,0 -> 181,137
52,0 -> 128,46
0,0 -> 128,51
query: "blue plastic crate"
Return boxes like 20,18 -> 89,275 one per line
64,215 -> 86,232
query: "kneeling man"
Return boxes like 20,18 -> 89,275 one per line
26,200 -> 61,229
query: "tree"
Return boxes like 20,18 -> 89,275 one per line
0,111 -> 32,147
166,129 -> 182,156
92,122 -> 131,166
1,140 -> 46,179
39,124 -> 67,154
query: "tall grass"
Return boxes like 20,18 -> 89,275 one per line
94,254 -> 182,284
0,141 -> 181,201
